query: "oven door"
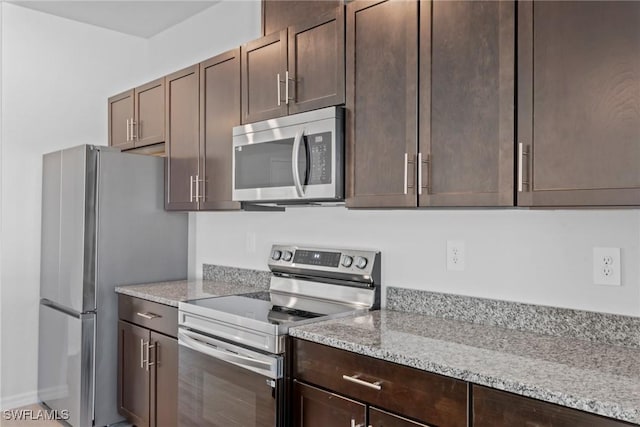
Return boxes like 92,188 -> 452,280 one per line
232,114 -> 343,203
178,329 -> 284,427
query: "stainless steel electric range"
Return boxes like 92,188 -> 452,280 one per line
177,244 -> 381,427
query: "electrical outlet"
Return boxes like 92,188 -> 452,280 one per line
593,247 -> 621,286
447,241 -> 465,271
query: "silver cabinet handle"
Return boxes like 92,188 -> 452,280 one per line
195,174 -> 200,202
277,73 -> 281,106
190,175 -> 194,202
350,419 -> 365,427
418,153 -> 430,195
136,312 -> 160,320
126,119 -> 130,142
342,374 -> 382,391
418,152 -> 423,195
146,343 -> 156,371
285,70 -> 295,104
140,339 -> 145,368
518,142 -> 530,192
131,117 -> 137,140
403,153 -> 408,195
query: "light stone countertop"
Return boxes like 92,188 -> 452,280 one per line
290,309 -> 640,424
115,279 -> 264,307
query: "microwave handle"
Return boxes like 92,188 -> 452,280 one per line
292,129 -> 306,197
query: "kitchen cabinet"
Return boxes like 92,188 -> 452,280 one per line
346,0 -> 418,208
242,6 -> 345,123
199,48 -> 242,210
347,0 -> 514,208
108,78 -> 165,151
165,49 -> 241,211
292,338 -> 467,427
165,65 -> 200,211
517,1 -> 640,207
117,295 -> 178,427
419,0 -> 514,207
262,0 -> 342,36
473,386 -> 634,427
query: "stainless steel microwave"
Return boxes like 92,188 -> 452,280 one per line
232,106 -> 344,204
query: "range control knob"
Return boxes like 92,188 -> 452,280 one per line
271,250 -> 282,261
341,255 -> 353,268
354,256 -> 368,269
282,251 -> 293,261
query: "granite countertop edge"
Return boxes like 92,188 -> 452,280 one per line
289,323 -> 639,424
115,285 -> 182,307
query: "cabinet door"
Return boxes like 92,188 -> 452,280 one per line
292,381 -> 366,427
288,6 -> 345,115
263,0 -> 341,36
473,386 -> 632,427
199,49 -> 242,211
241,30 -> 288,124
108,90 -> 134,150
165,65 -> 200,211
518,1 -> 640,206
135,78 -> 165,148
369,407 -> 430,427
346,0 -> 418,208
118,320 -> 150,427
419,0 -> 514,207
151,332 -> 177,427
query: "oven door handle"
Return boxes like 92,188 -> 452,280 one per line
178,330 -> 278,378
291,129 -> 306,197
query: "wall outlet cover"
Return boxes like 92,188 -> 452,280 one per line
593,247 -> 621,286
447,240 -> 465,271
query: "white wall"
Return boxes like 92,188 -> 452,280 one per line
0,3 -> 147,409
0,0 -> 262,409
192,208 -> 640,317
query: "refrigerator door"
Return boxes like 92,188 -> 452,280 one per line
38,300 -> 95,427
40,145 -> 98,313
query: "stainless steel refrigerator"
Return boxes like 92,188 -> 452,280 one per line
38,145 -> 188,427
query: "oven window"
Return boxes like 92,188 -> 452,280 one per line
179,345 -> 279,427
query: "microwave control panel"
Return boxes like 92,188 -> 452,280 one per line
306,131 -> 332,185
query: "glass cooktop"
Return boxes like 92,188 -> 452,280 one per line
186,291 -> 351,325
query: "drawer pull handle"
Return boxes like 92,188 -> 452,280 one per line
342,374 -> 382,391
136,312 -> 160,320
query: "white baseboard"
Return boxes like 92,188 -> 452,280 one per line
0,390 -> 39,411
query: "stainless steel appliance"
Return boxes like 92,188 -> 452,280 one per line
232,106 -> 344,204
177,244 -> 381,427
38,145 -> 188,427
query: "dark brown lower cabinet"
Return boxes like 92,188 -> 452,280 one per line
292,338 -> 465,427
293,381 -> 366,427
472,386 -> 634,427
369,407 -> 431,427
118,296 -> 178,427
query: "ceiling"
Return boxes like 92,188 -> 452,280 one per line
7,1 -> 221,38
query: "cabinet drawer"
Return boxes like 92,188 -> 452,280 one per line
473,386 -> 634,427
292,338 -> 467,427
118,294 -> 177,338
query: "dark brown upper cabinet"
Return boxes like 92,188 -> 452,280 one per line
262,0 -> 342,36
165,65 -> 200,211
199,49 -> 242,211
420,0 -> 514,207
241,30 -> 289,123
346,0 -> 418,208
242,6 -> 345,124
518,1 -> 640,207
165,49 -> 242,212
347,0 -> 515,209
108,78 -> 165,151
